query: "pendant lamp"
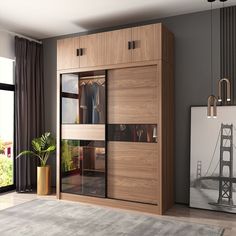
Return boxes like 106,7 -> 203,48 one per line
218,78 -> 231,102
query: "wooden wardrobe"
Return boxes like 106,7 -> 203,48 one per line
56,23 -> 174,215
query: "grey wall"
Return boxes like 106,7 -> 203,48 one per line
43,9 -> 220,204
0,31 -> 15,59
161,10 -> 221,203
43,38 -> 57,187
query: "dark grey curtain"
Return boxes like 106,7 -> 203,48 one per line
220,6 -> 236,104
15,36 -> 45,192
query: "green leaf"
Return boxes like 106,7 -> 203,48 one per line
16,150 -> 44,163
41,132 -> 51,149
32,139 -> 41,152
16,150 -> 34,158
41,145 -> 56,153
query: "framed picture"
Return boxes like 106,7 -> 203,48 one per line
190,106 -> 236,213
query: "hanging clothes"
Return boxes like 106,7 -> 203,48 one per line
80,83 -> 93,124
96,84 -> 105,124
80,80 -> 105,124
80,84 -> 88,123
92,83 -> 100,124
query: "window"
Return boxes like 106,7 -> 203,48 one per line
0,57 -> 14,84
0,57 -> 15,191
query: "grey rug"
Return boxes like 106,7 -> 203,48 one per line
0,199 -> 224,236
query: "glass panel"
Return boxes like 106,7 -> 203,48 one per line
0,57 -> 14,84
61,140 -> 105,197
0,90 -> 14,188
79,78 -> 106,124
62,74 -> 78,94
61,72 -> 106,124
108,124 -> 157,143
62,97 -> 79,124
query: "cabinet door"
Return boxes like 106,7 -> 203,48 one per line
79,33 -> 106,67
108,142 -> 159,204
57,37 -> 80,70
132,24 -> 161,62
105,28 -> 132,65
108,66 -> 158,124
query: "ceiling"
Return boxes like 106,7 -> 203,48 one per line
0,0 -> 235,39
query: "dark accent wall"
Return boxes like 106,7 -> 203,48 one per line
221,6 -> 236,104
43,9 -> 220,204
43,38 -> 57,187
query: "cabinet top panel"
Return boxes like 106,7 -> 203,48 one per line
57,22 -> 173,71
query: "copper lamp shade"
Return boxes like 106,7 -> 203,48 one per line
218,78 -> 231,102
207,95 -> 217,118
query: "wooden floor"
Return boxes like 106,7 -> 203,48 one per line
0,191 -> 55,211
166,204 -> 236,236
0,191 -> 236,235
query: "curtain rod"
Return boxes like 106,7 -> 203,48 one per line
0,28 -> 42,44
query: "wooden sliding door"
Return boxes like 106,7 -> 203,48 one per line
108,142 -> 159,204
107,66 -> 160,205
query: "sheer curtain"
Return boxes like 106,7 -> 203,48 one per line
15,36 -> 45,192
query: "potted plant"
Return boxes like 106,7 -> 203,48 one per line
17,132 -> 56,195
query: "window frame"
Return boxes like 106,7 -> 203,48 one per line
0,59 -> 16,193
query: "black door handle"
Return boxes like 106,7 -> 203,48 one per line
76,48 -> 84,56
128,41 -> 132,50
76,48 -> 80,56
128,41 -> 136,50
132,41 -> 136,49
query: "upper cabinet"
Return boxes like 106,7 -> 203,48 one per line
105,24 -> 162,65
57,23 -> 172,70
57,37 -> 80,70
105,28 -> 132,65
79,33 -> 106,67
132,24 -> 161,62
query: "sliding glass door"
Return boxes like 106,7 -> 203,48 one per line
0,57 -> 15,192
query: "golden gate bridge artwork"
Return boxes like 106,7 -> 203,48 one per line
191,123 -> 236,211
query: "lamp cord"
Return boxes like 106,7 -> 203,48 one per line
222,0 -> 225,77
211,2 -> 213,95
